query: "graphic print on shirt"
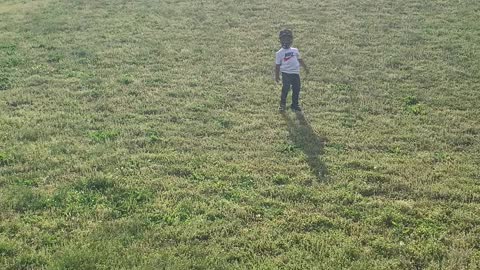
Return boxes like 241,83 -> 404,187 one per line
283,52 -> 294,62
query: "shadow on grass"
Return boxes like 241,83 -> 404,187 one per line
282,111 -> 328,181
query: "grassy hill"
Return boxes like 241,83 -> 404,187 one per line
1,0 -> 479,268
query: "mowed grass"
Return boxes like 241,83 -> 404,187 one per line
1,0 -> 479,268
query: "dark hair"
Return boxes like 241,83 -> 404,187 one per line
279,29 -> 293,39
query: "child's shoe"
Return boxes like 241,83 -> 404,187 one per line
278,104 -> 286,112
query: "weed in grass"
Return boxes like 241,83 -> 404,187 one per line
0,152 -> 12,166
13,178 -> 38,187
279,142 -> 298,153
145,130 -> 162,143
0,43 -> 16,53
256,200 -> 285,219
0,75 -> 12,90
109,188 -> 153,217
119,75 -> 134,85
272,174 -> 290,185
4,55 -> 23,67
406,104 -> 427,115
88,130 -> 119,143
334,83 -> 353,92
0,240 -> 16,257
433,151 -> 453,163
236,174 -> 255,189
216,118 -> 233,129
404,95 -> 427,115
404,95 -> 419,106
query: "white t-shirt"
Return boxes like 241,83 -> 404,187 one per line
275,47 -> 301,74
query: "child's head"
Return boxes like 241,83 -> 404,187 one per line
279,29 -> 293,49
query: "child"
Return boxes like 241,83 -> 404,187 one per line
275,29 -> 309,112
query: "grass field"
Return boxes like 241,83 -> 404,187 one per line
1,0 -> 480,269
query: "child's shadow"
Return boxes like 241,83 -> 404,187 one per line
282,111 -> 328,181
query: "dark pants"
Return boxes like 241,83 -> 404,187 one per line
280,72 -> 301,108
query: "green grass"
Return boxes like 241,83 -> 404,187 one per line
1,0 -> 480,269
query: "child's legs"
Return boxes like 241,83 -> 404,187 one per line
280,73 -> 292,105
291,74 -> 301,108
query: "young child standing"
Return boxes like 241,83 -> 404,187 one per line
275,29 -> 309,112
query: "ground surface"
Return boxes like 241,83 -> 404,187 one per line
1,0 -> 479,269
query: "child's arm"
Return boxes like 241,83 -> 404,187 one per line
299,59 -> 309,74
275,64 -> 281,83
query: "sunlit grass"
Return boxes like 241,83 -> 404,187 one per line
1,0 -> 479,269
